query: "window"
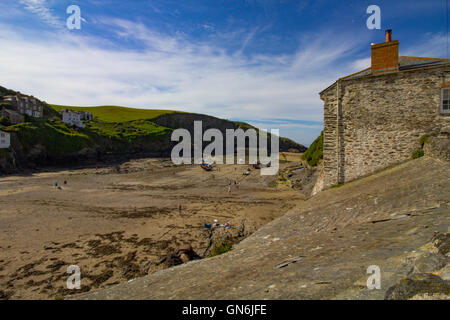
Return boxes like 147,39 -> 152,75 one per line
442,88 -> 450,114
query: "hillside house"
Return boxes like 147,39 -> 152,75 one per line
61,109 -> 93,128
0,130 -> 10,148
0,107 -> 25,124
319,30 -> 450,189
2,93 -> 43,118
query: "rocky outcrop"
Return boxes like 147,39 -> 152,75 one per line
159,244 -> 202,268
202,220 -> 257,257
385,232 -> 450,300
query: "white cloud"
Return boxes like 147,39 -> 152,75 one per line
0,19 -> 368,143
248,122 -> 323,130
352,57 -> 370,71
19,0 -> 64,28
403,33 -> 448,58
200,24 -> 215,31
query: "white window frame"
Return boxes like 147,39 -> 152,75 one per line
442,88 -> 450,114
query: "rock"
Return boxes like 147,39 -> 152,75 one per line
0,290 -> 14,300
176,244 -> 193,254
163,253 -> 183,267
203,220 -> 257,257
385,273 -> 450,300
440,126 -> 450,134
436,264 -> 450,281
179,253 -> 190,263
410,292 -> 450,300
432,232 -> 450,256
423,137 -> 450,162
162,244 -> 201,267
412,252 -> 448,274
78,147 -> 95,157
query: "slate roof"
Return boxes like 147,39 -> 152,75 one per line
343,56 -> 450,81
320,56 -> 450,94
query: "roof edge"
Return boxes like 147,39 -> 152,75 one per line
399,56 -> 450,61
319,60 -> 450,96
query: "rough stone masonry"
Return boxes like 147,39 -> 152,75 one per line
319,30 -> 450,189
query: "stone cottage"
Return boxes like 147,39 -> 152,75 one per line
319,30 -> 450,189
0,107 -> 25,124
2,93 -> 43,118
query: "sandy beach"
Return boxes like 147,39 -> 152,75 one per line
0,158 -> 303,299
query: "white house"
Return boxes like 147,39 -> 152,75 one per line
61,110 -> 93,128
0,131 -> 10,148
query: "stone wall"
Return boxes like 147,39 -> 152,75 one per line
424,134 -> 450,162
321,84 -> 339,187
311,162 -> 324,197
320,65 -> 450,188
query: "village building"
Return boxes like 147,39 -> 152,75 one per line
319,30 -> 450,189
0,130 -> 10,149
0,107 -> 25,124
61,109 -> 93,128
2,93 -> 43,118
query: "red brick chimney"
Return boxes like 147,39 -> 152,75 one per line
371,29 -> 399,75
385,29 -> 392,42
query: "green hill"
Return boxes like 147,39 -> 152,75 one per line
50,105 -> 179,123
302,131 -> 323,166
0,88 -> 307,173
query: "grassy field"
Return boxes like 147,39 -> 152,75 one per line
1,115 -> 173,160
4,119 -> 92,156
86,119 -> 171,141
50,105 -> 180,123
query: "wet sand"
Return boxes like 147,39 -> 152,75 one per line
0,158 -> 303,299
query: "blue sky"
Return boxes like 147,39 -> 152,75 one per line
0,1 -> 448,145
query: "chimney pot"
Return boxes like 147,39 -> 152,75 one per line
385,29 -> 392,42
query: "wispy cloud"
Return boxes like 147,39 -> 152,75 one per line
0,18 -> 368,144
200,23 -> 215,31
238,24 -> 272,55
403,33 -> 448,58
19,0 -> 64,28
234,118 -> 323,128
